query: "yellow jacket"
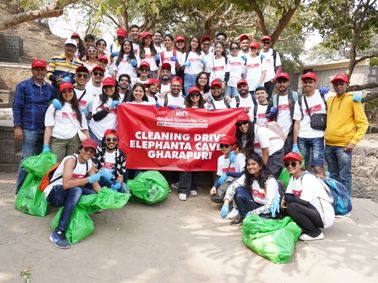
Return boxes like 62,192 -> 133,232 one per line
325,93 -> 368,147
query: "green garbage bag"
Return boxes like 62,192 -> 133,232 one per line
22,152 -> 58,178
127,171 -> 169,204
15,173 -> 48,217
242,215 -> 302,264
51,204 -> 94,245
94,188 -> 131,210
278,168 -> 290,188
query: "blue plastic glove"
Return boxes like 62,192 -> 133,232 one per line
255,82 -> 261,88
218,173 -> 227,186
62,76 -> 71,83
88,172 -> 102,184
100,169 -> 113,181
111,181 -> 121,191
270,197 -> 280,218
42,144 -> 50,153
155,54 -> 160,62
110,100 -> 120,110
81,108 -> 88,116
246,210 -> 257,217
260,54 -> 265,61
269,106 -> 278,116
319,86 -> 329,97
352,92 -> 362,102
184,61 -> 191,67
241,55 -> 247,62
52,99 -> 62,110
111,51 -> 119,58
167,104 -> 177,110
155,102 -> 162,109
200,58 -> 206,65
229,150 -> 236,163
171,56 -> 177,62
220,204 -> 230,219
292,144 -> 300,153
129,59 -> 137,67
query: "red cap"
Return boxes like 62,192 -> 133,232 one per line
175,35 -> 185,42
31,59 -> 47,69
283,152 -> 302,163
139,61 -> 150,70
102,77 -> 116,87
81,138 -> 98,151
140,31 -> 152,40
210,80 -> 222,88
76,65 -> 89,73
59,82 -> 74,92
239,34 -> 249,42
249,42 -> 259,49
201,35 -> 211,43
97,55 -> 109,64
189,86 -> 201,95
149,78 -> 160,86
301,71 -> 317,81
71,32 -> 80,39
276,72 -> 290,81
104,129 -> 118,138
161,62 -> 171,71
116,28 -> 127,38
236,113 -> 250,123
92,65 -> 105,73
171,76 -> 183,85
237,79 -> 248,88
219,135 -> 234,145
331,73 -> 349,84
261,35 -> 272,42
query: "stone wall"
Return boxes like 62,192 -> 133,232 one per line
0,33 -> 23,62
352,134 -> 378,202
0,121 -> 21,172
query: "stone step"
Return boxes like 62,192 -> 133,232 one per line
0,163 -> 19,172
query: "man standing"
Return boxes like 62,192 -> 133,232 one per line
254,86 -> 270,125
110,28 -> 127,62
153,31 -> 164,53
260,35 -> 282,98
238,34 -> 250,56
201,35 -> 212,66
158,77 -> 185,107
13,59 -> 55,193
159,63 -> 172,94
325,73 -> 368,194
236,79 -> 255,120
129,24 -> 140,55
47,38 -> 83,94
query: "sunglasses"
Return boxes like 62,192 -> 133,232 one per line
76,73 -> 88,79
140,68 -> 149,72
262,41 -> 271,45
93,71 -> 104,77
219,144 -> 230,148
190,93 -> 200,98
237,121 -> 249,127
106,137 -> 118,142
284,161 -> 299,168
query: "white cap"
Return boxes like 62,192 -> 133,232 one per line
64,38 -> 77,48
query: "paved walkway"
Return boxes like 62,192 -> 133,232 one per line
0,172 -> 377,283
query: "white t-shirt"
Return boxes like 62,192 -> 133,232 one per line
260,48 -> 281,82
239,95 -> 256,121
132,42 -> 139,56
245,55 -> 268,91
227,55 -> 246,87
86,83 -> 102,102
115,55 -> 138,79
217,153 -> 245,182
160,83 -> 171,94
205,97 -> 236,110
45,103 -> 88,140
276,95 -> 292,137
293,90 -> 328,138
201,51 -> 212,67
43,154 -> 93,197
161,50 -> 177,75
157,92 -> 185,107
184,51 -> 204,75
154,44 -> 164,53
102,151 -> 116,170
253,125 -> 284,156
75,88 -> 93,113
89,96 -> 117,140
208,56 -> 230,83
146,94 -> 158,104
139,48 -> 158,71
286,173 -> 335,228
256,104 -> 268,125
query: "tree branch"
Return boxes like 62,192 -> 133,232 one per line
355,52 -> 378,64
348,82 -> 378,91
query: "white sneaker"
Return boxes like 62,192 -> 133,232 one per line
335,212 -> 351,219
227,208 -> 240,219
178,193 -> 187,201
299,232 -> 324,241
190,190 -> 198,196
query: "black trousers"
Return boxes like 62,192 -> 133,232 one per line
178,172 -> 197,195
286,202 -> 324,237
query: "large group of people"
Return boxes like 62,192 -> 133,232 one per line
12,26 -> 369,249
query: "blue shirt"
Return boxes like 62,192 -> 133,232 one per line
13,77 -> 54,130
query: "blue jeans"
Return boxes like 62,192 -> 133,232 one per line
234,187 -> 262,219
184,74 -> 197,96
98,176 -> 127,193
298,137 -> 325,167
16,129 -> 44,193
47,185 -> 96,232
226,86 -> 238,98
325,145 -> 352,194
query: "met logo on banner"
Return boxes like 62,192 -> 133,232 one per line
176,110 -> 188,117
